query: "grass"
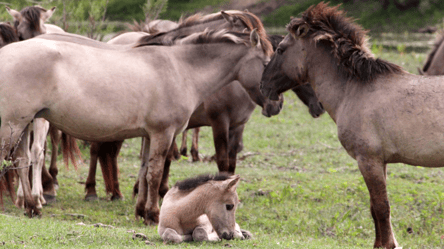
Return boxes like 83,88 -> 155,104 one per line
1,34 -> 444,249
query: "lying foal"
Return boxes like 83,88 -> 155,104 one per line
158,173 -> 252,243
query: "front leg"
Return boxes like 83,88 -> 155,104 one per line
161,228 -> 192,243
210,117 -> 230,172
357,156 -> 398,249
144,133 -> 174,225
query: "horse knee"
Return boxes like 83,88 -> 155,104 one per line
161,228 -> 183,243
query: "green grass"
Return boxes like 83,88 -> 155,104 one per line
1,40 -> 443,248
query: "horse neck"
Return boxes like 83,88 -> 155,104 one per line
426,41 -> 444,75
183,43 -> 252,104
174,185 -> 218,221
306,46 -> 350,122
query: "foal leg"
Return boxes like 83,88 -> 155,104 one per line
357,156 -> 398,249
210,117 -> 230,172
85,142 -> 100,201
227,125 -> 245,174
161,228 -> 186,243
30,119 -> 50,209
190,128 -> 200,162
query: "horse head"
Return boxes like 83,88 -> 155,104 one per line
0,22 -> 19,48
6,5 -> 56,40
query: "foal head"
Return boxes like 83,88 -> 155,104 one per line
6,5 -> 56,40
0,22 -> 19,48
175,173 -> 241,240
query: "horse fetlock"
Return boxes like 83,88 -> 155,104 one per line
144,209 -> 159,225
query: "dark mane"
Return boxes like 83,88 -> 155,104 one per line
175,173 -> 231,191
287,2 -> 403,82
17,6 -> 46,32
0,23 -> 19,47
422,31 -> 444,73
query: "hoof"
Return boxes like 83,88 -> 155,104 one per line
241,229 -> 253,240
192,227 -> 208,242
111,195 -> 124,201
143,210 -> 159,226
84,194 -> 98,201
43,194 -> 57,204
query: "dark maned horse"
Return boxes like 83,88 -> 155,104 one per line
178,34 -> 324,161
419,30 -> 444,75
260,2 -> 444,248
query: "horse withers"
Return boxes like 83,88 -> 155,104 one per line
159,173 -> 251,243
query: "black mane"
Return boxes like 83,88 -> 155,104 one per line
175,173 -> 231,191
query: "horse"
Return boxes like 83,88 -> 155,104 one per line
260,2 -> 444,248
178,34 -> 325,160
159,173 -> 251,243
6,5 -> 63,40
0,27 -> 274,224
419,30 -> 444,75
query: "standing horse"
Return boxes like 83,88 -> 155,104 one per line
259,2 -> 444,248
0,28 -> 274,224
159,173 -> 251,243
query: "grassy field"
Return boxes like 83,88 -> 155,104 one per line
1,38 -> 444,248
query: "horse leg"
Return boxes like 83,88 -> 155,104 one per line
161,228 -> 185,243
85,142 -> 100,201
159,138 -> 176,198
179,130 -> 188,156
135,137 -> 150,220
193,215 -> 220,241
227,125 -> 245,174
210,117 -> 230,172
143,132 -> 174,225
190,127 -> 200,162
109,141 -> 123,201
41,163 -> 56,204
357,156 -> 398,249
13,126 -> 40,217
48,125 -> 61,189
30,118 -> 50,209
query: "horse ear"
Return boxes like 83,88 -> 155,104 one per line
221,11 -> 235,24
42,7 -> 56,22
226,175 -> 240,192
6,6 -> 21,21
295,24 -> 310,38
250,28 -> 260,48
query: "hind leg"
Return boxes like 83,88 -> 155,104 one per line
30,118 -> 50,209
227,125 -> 245,174
85,142 -> 100,201
48,125 -> 61,189
190,128 -> 200,162
179,130 -> 188,156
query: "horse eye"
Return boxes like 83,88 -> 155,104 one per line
276,48 -> 284,55
226,204 -> 234,211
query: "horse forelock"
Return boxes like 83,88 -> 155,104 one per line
233,11 -> 273,56
287,2 -> 403,82
19,6 -> 46,32
0,23 -> 19,45
422,30 -> 444,73
174,173 -> 232,191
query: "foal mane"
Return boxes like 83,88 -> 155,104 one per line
422,31 -> 444,73
174,173 -> 231,191
16,6 -> 46,32
287,2 -> 403,82
0,23 -> 19,46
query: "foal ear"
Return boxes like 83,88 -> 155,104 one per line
42,7 -> 56,22
6,6 -> 21,22
295,24 -> 310,38
226,175 -> 240,192
250,28 -> 260,48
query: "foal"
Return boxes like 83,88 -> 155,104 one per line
159,173 -> 251,243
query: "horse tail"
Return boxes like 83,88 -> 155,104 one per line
61,132 -> 83,170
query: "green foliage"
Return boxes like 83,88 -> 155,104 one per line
143,0 -> 168,20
